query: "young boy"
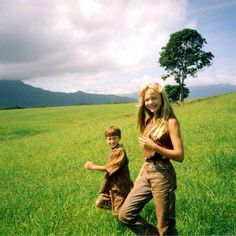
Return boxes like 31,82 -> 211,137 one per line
84,125 -> 133,215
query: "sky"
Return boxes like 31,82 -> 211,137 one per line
0,0 -> 235,94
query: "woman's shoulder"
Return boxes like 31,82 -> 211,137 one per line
168,116 -> 178,122
167,117 -> 180,130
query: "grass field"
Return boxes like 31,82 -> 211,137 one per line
0,93 -> 235,235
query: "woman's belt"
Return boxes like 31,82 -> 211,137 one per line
145,153 -> 169,163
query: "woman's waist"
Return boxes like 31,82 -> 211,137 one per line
143,161 -> 174,175
145,158 -> 171,169
144,151 -> 170,163
143,154 -> 174,171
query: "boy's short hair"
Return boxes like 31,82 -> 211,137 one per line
105,126 -> 121,138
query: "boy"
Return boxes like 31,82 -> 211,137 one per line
84,125 -> 133,215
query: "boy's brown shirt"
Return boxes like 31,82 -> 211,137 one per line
99,145 -> 133,197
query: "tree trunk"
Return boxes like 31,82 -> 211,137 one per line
179,78 -> 185,104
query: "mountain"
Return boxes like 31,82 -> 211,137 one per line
0,80 -> 137,108
188,84 -> 236,98
122,84 -> 236,99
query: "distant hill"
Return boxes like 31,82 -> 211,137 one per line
122,84 -> 236,99
0,80 -> 137,108
188,84 -> 236,98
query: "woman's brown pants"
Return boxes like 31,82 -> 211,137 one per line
119,160 -> 178,235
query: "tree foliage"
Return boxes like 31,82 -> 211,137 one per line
165,84 -> 189,104
159,28 -> 214,103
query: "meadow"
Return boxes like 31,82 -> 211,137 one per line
0,93 -> 235,235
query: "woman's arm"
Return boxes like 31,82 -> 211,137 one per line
138,118 -> 184,162
84,161 -> 107,171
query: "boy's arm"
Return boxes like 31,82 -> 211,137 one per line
84,161 -> 106,172
106,148 -> 127,175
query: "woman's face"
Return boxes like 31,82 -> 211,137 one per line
144,90 -> 162,114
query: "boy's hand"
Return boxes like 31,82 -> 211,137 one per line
84,161 -> 94,169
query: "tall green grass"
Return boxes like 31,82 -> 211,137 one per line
0,93 -> 235,235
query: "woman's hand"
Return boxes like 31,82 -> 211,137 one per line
84,161 -> 94,169
138,136 -> 157,151
139,119 -> 184,162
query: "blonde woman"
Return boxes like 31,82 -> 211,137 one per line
119,83 -> 184,235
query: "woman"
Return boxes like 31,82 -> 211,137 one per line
119,83 -> 184,235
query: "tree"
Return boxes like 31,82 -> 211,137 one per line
165,84 -> 189,104
159,28 -> 214,104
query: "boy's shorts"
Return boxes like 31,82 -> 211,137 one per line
96,190 -> 126,215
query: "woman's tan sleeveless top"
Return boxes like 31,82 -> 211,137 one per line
142,118 -> 173,161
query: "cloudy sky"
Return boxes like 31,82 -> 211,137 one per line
0,0 -> 235,94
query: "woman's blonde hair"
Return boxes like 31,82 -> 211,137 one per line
137,83 -> 175,140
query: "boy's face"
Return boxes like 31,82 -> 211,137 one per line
106,135 -> 120,149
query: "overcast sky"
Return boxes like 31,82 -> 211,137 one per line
0,0 -> 235,94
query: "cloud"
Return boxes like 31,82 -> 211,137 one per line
0,0 -> 194,93
189,0 -> 236,13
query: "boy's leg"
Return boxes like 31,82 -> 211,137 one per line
96,193 -> 112,210
110,190 -> 125,215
